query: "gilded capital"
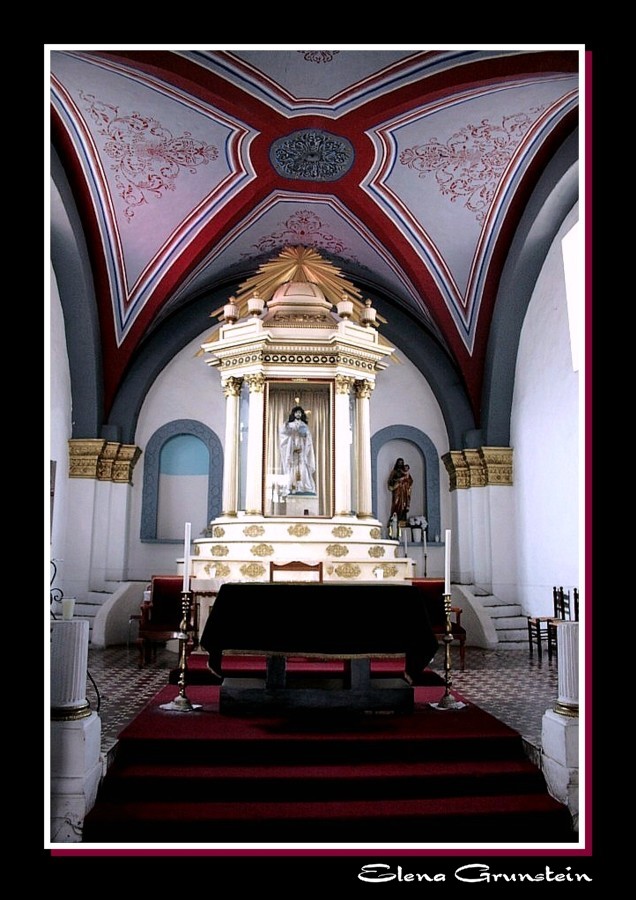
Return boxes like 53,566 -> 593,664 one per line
222,376 -> 243,398
480,447 -> 513,486
335,374 -> 354,395
68,439 -> 141,484
354,378 -> 374,400
245,373 -> 265,393
443,447 -> 513,490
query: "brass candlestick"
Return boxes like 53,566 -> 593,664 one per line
160,591 -> 202,712
435,592 -> 464,710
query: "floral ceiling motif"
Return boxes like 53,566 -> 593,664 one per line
399,107 -> 547,224
297,50 -> 340,64
247,210 -> 350,258
80,91 -> 218,221
270,130 -> 354,182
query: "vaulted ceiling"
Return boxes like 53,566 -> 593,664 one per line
49,47 -> 581,448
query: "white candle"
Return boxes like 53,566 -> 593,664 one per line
444,529 -> 451,594
403,529 -> 408,555
182,521 -> 191,591
423,530 -> 427,554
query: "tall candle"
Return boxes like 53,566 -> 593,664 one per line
182,521 -> 191,591
423,530 -> 427,555
444,528 -> 451,594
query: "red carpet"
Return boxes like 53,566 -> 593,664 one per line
82,679 -> 575,845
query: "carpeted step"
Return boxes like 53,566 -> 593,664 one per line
96,756 -> 550,803
83,683 -> 575,845
82,792 -> 574,843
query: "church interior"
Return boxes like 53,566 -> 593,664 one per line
47,46 -> 587,858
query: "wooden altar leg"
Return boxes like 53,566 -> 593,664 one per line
344,658 -> 371,690
266,655 -> 287,688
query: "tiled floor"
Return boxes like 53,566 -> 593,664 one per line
85,642 -> 560,765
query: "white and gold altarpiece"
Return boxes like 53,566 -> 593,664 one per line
188,248 -> 414,584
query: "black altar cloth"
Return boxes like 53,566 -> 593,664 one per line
200,582 -> 439,682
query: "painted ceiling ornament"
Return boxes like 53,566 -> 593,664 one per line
270,130 -> 354,182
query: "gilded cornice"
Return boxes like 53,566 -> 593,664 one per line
442,447 -> 513,490
68,439 -> 141,484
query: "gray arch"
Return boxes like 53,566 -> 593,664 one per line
371,425 -> 441,540
140,419 -> 223,540
50,147 -> 104,438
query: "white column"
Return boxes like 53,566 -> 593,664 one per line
354,379 -> 374,518
244,373 -> 265,515
221,376 -> 242,516
50,619 -> 90,718
555,621 -> 579,715
334,375 -> 354,515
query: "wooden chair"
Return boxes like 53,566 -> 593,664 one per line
411,578 -> 466,670
136,575 -> 198,667
528,586 -> 575,660
546,587 -> 579,660
270,560 -> 323,583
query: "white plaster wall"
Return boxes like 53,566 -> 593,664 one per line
126,332 -> 226,580
48,265 -> 73,595
511,204 -> 582,618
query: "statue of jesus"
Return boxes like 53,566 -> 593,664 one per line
279,405 -> 316,494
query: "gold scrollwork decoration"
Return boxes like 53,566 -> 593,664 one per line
251,543 -> 274,557
331,525 -> 353,538
334,563 -> 361,578
213,526 -> 225,537
243,524 -> 265,537
379,564 -> 398,578
211,545 -> 230,557
326,543 -> 349,557
288,524 -> 310,537
206,562 -> 230,577
368,545 -> 385,558
369,527 -> 381,540
240,562 -> 266,578
194,544 -> 200,556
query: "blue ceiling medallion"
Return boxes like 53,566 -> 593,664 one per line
270,130 -> 355,182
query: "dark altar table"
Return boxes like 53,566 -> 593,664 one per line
200,582 -> 439,714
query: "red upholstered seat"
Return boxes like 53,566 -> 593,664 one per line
411,578 -> 466,670
136,575 -> 197,668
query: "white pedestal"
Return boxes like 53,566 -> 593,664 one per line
284,495 -> 319,517
49,712 -> 103,843
541,708 -> 579,829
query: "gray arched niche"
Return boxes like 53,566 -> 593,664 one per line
371,425 -> 441,540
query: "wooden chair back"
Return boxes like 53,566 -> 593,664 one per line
270,561 -> 323,583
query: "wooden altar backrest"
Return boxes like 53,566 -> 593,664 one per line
270,560 -> 323,583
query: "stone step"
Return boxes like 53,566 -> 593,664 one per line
495,628 -> 530,643
491,616 -> 528,630
487,606 -> 524,619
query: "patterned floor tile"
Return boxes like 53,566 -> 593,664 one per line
86,644 -> 561,760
